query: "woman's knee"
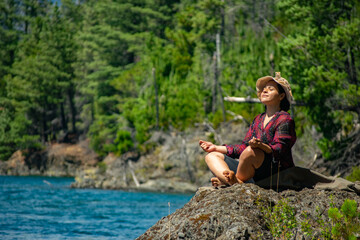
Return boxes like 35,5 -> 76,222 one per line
239,146 -> 264,168
241,146 -> 264,158
240,146 -> 256,158
205,151 -> 224,164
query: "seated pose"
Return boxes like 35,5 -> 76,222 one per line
199,72 -> 296,187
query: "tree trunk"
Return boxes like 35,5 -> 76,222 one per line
42,109 -> 47,143
67,87 -> 77,133
212,52 -> 217,114
349,46 -> 358,88
60,102 -> 68,132
216,33 -> 226,122
153,68 -> 159,130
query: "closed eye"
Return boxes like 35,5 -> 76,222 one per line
263,86 -> 276,91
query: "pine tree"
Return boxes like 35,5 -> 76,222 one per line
277,0 -> 360,157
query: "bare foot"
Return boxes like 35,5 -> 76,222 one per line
223,170 -> 243,185
211,177 -> 223,188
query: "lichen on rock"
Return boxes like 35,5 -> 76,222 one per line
137,183 -> 360,240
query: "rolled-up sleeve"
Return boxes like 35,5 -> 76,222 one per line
224,143 -> 247,159
224,116 -> 258,159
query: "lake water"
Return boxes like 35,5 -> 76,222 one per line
0,176 -> 193,239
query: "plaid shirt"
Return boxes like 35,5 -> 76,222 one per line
224,111 -> 296,170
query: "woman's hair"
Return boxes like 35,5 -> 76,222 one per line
277,83 -> 290,111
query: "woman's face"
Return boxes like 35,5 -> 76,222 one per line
260,80 -> 285,105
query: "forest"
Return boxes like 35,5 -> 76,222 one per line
0,0 -> 359,168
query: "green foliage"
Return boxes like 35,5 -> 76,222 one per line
165,81 -> 203,130
0,103 -> 42,160
312,206 -> 332,239
114,130 -> 134,155
258,198 -> 297,239
278,0 -> 360,157
88,115 -> 119,157
0,0 -> 359,161
122,98 -> 153,145
328,199 -> 360,240
300,211 -> 314,237
97,161 -> 107,174
258,197 -> 360,239
346,166 -> 360,182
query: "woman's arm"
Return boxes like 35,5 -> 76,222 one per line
199,140 -> 227,154
269,117 -> 296,157
248,137 -> 272,154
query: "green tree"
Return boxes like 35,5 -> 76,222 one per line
0,0 -> 22,80
0,0 -> 52,159
277,0 -> 360,157
0,1 -> 79,160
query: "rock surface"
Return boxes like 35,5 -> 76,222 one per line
137,184 -> 360,240
312,128 -> 360,178
0,140 -> 98,177
70,122 -> 252,192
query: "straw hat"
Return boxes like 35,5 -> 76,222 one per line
256,72 -> 293,103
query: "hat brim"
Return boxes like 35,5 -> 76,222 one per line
256,76 -> 293,103
256,76 -> 274,92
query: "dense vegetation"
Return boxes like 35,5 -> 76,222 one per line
0,0 -> 359,163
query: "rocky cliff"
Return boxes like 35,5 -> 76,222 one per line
137,183 -> 360,239
0,140 -> 98,177
70,122 -> 252,193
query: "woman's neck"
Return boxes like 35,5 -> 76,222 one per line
265,105 -> 281,117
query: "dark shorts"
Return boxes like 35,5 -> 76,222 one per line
224,153 -> 278,182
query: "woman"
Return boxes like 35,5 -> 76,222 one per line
199,72 -> 296,187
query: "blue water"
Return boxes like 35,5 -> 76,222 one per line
0,176 -> 193,240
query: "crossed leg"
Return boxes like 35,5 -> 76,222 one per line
205,152 -> 231,187
223,146 -> 265,185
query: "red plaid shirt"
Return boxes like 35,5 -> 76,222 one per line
224,111 -> 296,169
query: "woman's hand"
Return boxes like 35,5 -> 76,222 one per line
199,140 -> 217,153
248,137 -> 261,148
249,137 -> 272,154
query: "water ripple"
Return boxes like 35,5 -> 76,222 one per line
0,176 -> 192,239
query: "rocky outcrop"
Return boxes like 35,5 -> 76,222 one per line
137,184 -> 360,239
70,147 -> 200,193
70,122 -> 249,193
0,140 -> 98,177
312,128 -> 360,178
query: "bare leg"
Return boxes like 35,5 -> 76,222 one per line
205,152 -> 231,185
223,146 -> 265,185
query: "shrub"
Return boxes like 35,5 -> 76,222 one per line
258,197 -> 360,239
97,162 -> 107,174
346,166 -> 360,182
258,198 -> 297,240
328,199 -> 360,240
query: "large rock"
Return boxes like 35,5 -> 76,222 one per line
0,140 -> 98,177
0,150 -> 28,175
137,178 -> 198,193
137,184 -> 360,239
71,153 -> 128,189
70,128 -> 219,192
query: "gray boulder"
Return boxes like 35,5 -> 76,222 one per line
137,183 -> 360,239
